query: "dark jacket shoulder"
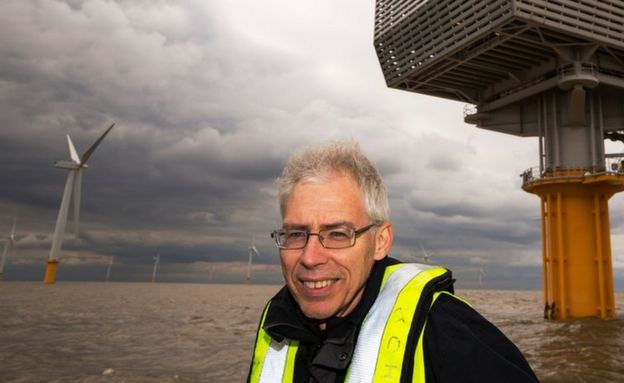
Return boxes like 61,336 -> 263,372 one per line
423,293 -> 539,383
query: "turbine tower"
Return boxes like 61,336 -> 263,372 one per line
105,256 -> 114,282
374,1 -> 624,319
245,237 -> 261,284
419,241 -> 431,264
0,218 -> 16,282
44,123 -> 115,284
152,253 -> 160,283
208,264 -> 215,282
478,267 -> 486,288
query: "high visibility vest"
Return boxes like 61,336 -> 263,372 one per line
248,263 -> 456,383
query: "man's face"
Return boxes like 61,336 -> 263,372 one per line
279,171 -> 391,321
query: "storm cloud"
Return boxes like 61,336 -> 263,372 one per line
1,0 -> 623,289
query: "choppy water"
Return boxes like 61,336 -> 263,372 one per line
0,283 -> 622,382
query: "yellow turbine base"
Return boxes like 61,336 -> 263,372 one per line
44,259 -> 60,284
524,171 -> 624,319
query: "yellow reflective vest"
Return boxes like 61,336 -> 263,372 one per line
249,263 -> 458,383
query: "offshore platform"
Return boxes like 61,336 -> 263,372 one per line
374,0 -> 624,319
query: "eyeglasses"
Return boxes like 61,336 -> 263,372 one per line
271,223 -> 379,250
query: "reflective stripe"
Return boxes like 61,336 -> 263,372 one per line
249,303 -> 298,383
252,337 -> 298,383
413,291 -> 442,383
380,263 -> 404,287
347,263 -> 436,383
258,338 -> 289,383
374,267 -> 447,382
281,340 -> 299,383
249,304 -> 273,383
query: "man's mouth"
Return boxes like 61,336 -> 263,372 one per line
302,279 -> 337,289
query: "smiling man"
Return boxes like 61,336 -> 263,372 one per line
247,141 -> 538,383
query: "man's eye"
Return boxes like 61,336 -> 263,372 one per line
327,230 -> 350,240
286,231 -> 307,240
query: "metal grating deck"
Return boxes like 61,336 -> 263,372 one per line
374,0 -> 624,104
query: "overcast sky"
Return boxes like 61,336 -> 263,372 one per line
1,0 -> 623,289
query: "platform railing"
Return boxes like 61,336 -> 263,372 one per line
520,156 -> 624,186
558,62 -> 596,78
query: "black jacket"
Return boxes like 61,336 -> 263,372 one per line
248,257 -> 539,383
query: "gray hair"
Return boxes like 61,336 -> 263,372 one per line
277,141 -> 389,222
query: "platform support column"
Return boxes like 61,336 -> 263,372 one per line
530,177 -> 618,319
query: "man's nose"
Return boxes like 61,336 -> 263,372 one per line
299,233 -> 329,268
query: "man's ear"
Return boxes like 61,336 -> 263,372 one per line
373,221 -> 393,261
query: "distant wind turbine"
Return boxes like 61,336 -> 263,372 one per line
208,264 -> 214,282
419,241 -> 432,264
105,256 -> 114,282
152,253 -> 160,283
245,237 -> 261,284
478,267 -> 486,287
44,123 -> 115,284
0,218 -> 16,282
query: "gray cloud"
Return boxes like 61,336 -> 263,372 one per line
0,0 -> 622,290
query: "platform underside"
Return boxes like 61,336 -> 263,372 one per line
374,0 -> 624,117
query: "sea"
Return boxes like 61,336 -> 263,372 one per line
0,282 -> 623,383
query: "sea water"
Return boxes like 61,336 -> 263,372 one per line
0,282 -> 622,382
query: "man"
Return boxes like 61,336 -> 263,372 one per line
248,141 -> 538,383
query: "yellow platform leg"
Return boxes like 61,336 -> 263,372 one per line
524,171 -> 624,319
43,259 -> 59,284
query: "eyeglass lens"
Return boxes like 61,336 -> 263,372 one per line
274,224 -> 377,249
277,227 -> 355,249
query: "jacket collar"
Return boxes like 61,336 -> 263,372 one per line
262,257 -> 401,372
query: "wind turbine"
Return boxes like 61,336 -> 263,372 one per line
419,241 -> 431,264
105,256 -> 114,282
44,123 -> 115,284
208,264 -> 214,282
478,267 -> 486,287
0,218 -> 16,282
245,237 -> 261,284
152,253 -> 160,283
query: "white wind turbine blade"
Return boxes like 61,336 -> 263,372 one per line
251,239 -> 261,256
73,170 -> 82,237
80,123 -> 115,165
246,237 -> 262,281
49,171 -> 76,261
67,135 -> 80,164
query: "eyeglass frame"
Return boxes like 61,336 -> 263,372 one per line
270,222 -> 380,250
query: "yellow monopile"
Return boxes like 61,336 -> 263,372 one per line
524,170 -> 624,319
44,259 -> 60,284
